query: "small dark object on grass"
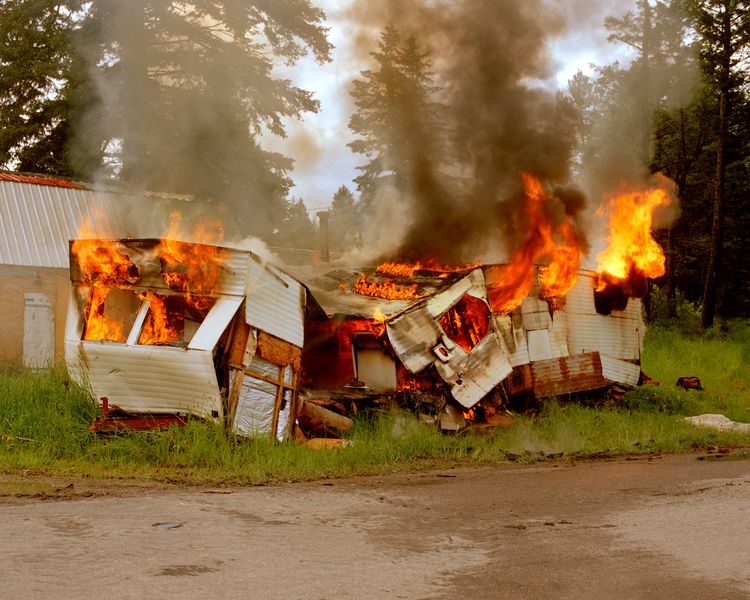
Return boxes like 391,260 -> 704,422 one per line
676,376 -> 703,391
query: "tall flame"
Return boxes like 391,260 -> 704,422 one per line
595,182 -> 671,291
487,173 -> 583,312
71,216 -> 138,341
159,212 -> 225,312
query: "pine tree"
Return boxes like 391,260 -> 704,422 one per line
0,1 -> 96,177
689,0 -> 750,327
348,26 -> 442,209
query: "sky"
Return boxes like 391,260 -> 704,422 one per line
264,0 -> 636,212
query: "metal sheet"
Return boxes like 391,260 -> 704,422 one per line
521,295 -> 552,331
435,334 -> 512,408
563,270 -> 643,321
562,311 -> 642,360
548,311 -> 569,359
188,296 -> 242,350
532,352 -> 606,398
386,306 -> 443,373
492,313 -> 530,367
245,258 -> 305,347
0,181 -> 121,268
600,354 -> 641,386
528,329 -> 552,362
67,342 -> 222,418
386,270 -> 486,374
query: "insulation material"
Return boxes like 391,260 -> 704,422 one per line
277,389 -> 293,441
233,373 -> 276,437
23,293 -> 54,369
600,354 -> 641,387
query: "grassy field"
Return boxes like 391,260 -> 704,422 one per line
0,321 -> 749,484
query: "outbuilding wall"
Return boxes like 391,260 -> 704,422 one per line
0,265 -> 69,365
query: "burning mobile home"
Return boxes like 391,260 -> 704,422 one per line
300,262 -> 644,421
65,237 -> 306,440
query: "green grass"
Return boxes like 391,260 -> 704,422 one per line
0,321 -> 749,485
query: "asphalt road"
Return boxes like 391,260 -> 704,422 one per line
1,452 -> 749,599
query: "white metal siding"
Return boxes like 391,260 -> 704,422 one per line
70,342 -> 222,418
244,259 -> 305,348
600,354 -> 641,386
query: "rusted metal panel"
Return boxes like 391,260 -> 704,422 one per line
532,352 -> 606,398
245,258 -> 305,347
600,354 -> 641,386
506,364 -> 533,395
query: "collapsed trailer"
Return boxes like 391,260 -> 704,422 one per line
299,263 -> 644,424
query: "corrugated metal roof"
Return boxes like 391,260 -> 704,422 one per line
0,180 -> 121,268
0,177 -> 238,269
0,172 -> 87,189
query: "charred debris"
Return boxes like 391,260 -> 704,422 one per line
66,238 -> 646,442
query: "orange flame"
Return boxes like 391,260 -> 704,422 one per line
487,173 -> 583,312
158,212 -> 225,312
351,274 -> 424,300
81,286 -> 127,342
72,211 -> 225,345
595,182 -> 671,292
137,292 -> 183,346
376,260 -> 481,278
71,217 -> 138,341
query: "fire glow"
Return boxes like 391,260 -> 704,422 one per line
71,211 -> 226,344
487,173 -> 583,313
351,273 -> 424,300
594,182 -> 671,296
376,260 -> 481,278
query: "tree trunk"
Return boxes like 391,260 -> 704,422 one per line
701,5 -> 731,330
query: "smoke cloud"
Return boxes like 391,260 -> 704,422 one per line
343,0 -> 688,267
